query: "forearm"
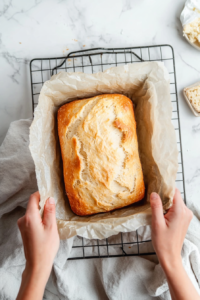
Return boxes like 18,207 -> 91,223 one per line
16,267 -> 48,300
162,258 -> 200,300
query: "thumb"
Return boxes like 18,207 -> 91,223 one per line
150,193 -> 165,227
43,197 -> 56,229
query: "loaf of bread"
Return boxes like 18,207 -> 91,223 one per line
58,94 -> 145,216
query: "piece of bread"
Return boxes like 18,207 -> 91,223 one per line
57,94 -> 145,216
185,85 -> 200,113
183,18 -> 200,44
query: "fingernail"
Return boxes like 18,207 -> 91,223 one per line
150,192 -> 158,201
48,197 -> 55,204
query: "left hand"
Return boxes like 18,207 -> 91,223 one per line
17,192 -> 60,283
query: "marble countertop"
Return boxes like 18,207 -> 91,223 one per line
0,0 -> 200,205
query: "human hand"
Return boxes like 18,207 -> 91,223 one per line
150,188 -> 193,271
17,192 -> 60,284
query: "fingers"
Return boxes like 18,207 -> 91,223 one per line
17,191 -> 40,230
26,191 -> 40,215
172,189 -> 192,217
174,188 -> 193,222
165,188 -> 193,225
172,188 -> 184,210
150,192 -> 165,228
43,197 -> 57,229
17,216 -> 25,230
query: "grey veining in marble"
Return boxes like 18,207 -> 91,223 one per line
0,0 -> 200,211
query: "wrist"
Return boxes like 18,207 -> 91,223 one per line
17,265 -> 49,300
160,255 -> 183,275
23,263 -> 50,286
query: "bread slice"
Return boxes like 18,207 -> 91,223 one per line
58,94 -> 145,216
185,85 -> 200,113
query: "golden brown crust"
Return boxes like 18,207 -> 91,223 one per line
58,94 -> 145,216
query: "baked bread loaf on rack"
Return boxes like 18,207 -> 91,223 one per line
58,94 -> 145,216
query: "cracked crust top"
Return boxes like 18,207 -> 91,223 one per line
58,94 -> 145,216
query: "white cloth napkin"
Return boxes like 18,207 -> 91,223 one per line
0,119 -> 200,300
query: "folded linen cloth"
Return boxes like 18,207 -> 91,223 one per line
0,119 -> 200,300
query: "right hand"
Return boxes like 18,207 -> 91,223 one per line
150,188 -> 193,270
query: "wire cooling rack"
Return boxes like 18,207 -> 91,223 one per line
30,45 -> 186,260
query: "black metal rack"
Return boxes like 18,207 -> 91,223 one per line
30,45 -> 186,260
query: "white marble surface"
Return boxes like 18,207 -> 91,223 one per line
0,0 -> 200,207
